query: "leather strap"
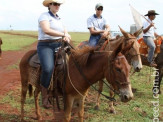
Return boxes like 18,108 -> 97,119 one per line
39,39 -> 62,42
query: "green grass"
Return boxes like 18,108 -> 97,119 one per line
0,31 -> 89,51
0,33 -> 36,51
0,31 -> 162,121
85,66 -> 163,122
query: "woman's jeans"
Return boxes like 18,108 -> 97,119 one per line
37,41 -> 61,88
143,36 -> 155,63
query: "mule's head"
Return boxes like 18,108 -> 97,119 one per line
0,38 -> 2,45
119,26 -> 143,72
105,45 -> 133,102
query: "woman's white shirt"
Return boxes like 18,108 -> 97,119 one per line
38,12 -> 64,40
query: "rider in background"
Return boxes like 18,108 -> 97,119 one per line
143,10 -> 160,67
37,0 -> 71,108
87,3 -> 110,47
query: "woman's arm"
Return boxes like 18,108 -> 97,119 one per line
40,20 -> 65,37
63,28 -> 71,43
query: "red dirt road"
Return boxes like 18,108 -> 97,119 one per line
0,42 -> 37,95
0,38 -> 80,121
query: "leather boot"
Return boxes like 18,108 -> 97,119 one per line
40,85 -> 52,109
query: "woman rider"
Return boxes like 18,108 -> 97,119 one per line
38,0 -> 71,108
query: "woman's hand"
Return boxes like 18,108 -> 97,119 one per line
63,33 -> 71,43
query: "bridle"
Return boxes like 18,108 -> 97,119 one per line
122,37 -> 141,60
67,43 -> 132,101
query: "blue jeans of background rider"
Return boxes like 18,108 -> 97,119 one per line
143,36 -> 155,63
89,34 -> 101,46
37,41 -> 61,88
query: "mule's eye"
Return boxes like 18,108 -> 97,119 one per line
116,68 -> 121,73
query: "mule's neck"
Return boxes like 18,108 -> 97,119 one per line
69,52 -> 109,92
105,37 -> 124,51
83,52 -> 108,86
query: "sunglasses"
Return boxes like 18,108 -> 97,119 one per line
97,8 -> 103,11
50,2 -> 61,6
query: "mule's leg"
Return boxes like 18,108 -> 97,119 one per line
94,80 -> 103,110
34,88 -> 42,120
64,95 -> 74,122
158,67 -> 163,94
78,97 -> 85,122
0,45 -> 2,59
20,81 -> 28,121
109,90 -> 116,114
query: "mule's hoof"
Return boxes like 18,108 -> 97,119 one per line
109,109 -> 116,114
37,116 -> 43,121
132,88 -> 137,93
94,105 -> 99,110
21,118 -> 25,122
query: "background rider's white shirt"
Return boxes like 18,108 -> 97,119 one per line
143,18 -> 155,37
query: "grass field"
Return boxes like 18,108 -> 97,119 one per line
0,31 -> 89,51
0,31 -> 162,122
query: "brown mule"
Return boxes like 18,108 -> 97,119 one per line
92,27 -> 143,113
20,44 -> 133,122
141,36 -> 163,94
0,38 -> 2,59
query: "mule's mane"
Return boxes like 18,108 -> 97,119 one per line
71,46 -> 95,66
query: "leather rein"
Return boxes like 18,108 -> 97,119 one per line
66,42 -> 126,101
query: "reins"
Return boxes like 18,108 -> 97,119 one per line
66,42 -> 119,101
70,52 -> 117,101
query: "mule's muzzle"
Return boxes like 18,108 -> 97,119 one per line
120,88 -> 133,102
120,94 -> 133,102
135,67 -> 141,72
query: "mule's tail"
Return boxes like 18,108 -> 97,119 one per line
28,84 -> 33,97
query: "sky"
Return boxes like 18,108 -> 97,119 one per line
0,0 -> 162,34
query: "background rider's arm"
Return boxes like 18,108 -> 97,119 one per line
40,20 -> 65,37
101,24 -> 110,39
105,24 -> 110,32
143,23 -> 154,34
88,27 -> 105,35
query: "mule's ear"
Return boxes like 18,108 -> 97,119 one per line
133,27 -> 143,37
119,26 -> 129,38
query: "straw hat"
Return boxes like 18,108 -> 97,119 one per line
43,0 -> 65,7
145,10 -> 159,16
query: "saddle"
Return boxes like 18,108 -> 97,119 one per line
29,52 -> 40,68
28,50 -> 66,86
28,45 -> 70,110
138,36 -> 162,55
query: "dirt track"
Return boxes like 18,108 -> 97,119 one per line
0,33 -> 82,121
0,42 -> 37,95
